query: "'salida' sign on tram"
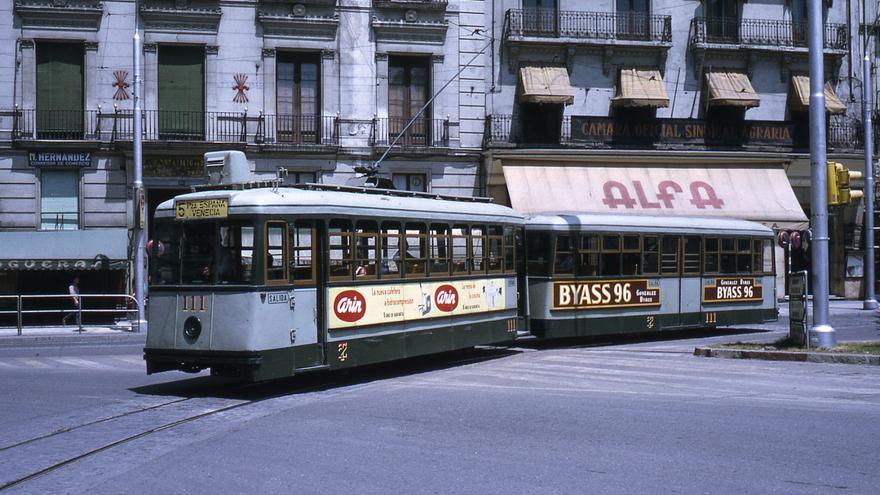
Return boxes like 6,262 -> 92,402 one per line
552,279 -> 661,310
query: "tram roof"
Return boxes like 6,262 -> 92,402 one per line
524,213 -> 773,236
155,186 -> 524,223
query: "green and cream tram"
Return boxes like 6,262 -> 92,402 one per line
523,214 -> 777,339
144,183 -> 523,381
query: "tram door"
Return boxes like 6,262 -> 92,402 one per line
290,220 -> 323,368
679,236 -> 702,327
661,236 -> 682,328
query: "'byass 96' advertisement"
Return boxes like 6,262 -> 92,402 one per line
329,278 -> 510,329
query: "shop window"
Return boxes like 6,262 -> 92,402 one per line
518,103 -> 563,144
277,52 -> 320,144
40,170 -> 79,230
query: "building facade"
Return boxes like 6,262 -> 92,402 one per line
482,0 -> 874,298
0,0 -> 487,296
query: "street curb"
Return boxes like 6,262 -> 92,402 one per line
694,347 -> 880,365
0,332 -> 146,348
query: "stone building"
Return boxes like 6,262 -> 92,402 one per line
0,0 -> 487,296
482,0 -> 872,298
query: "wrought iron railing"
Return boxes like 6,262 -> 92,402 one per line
372,0 -> 447,7
504,9 -> 672,43
690,17 -> 848,50
372,117 -> 449,147
8,108 -> 340,147
827,120 -> 864,152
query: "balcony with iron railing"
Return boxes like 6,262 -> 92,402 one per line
371,117 -> 450,149
503,9 -> 672,46
486,114 -> 866,153
690,17 -> 848,52
4,108 -> 341,149
372,0 -> 447,10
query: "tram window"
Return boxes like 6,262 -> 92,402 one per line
642,235 -> 659,275
329,220 -> 353,280
355,221 -> 378,279
218,223 -> 254,285
152,222 -> 180,285
289,221 -> 314,285
380,222 -> 402,278
601,234 -> 621,276
622,235 -> 640,275
554,234 -> 575,275
404,223 -> 427,276
430,224 -> 451,277
661,236 -> 679,274
471,226 -> 486,273
579,234 -> 599,277
704,237 -> 719,273
181,222 -> 216,284
683,236 -> 701,275
527,232 -> 551,276
487,226 -> 503,273
737,238 -> 752,273
720,237 -> 736,273
451,225 -> 469,275
266,222 -> 288,283
503,226 -> 515,274
762,239 -> 773,273
752,239 -> 763,275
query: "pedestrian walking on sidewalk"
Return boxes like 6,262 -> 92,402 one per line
62,276 -> 81,326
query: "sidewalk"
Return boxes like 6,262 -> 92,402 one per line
0,323 -> 146,347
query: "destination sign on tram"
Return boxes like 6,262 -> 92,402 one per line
703,277 -> 763,303
552,279 -> 660,310
176,198 -> 228,220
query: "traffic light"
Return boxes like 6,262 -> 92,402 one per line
827,161 -> 864,206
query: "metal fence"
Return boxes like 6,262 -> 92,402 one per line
0,294 -> 140,336
372,117 -> 450,147
504,9 -> 672,43
690,17 -> 848,50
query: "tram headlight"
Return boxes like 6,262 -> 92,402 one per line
183,316 -> 202,341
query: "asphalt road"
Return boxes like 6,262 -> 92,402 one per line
0,302 -> 878,494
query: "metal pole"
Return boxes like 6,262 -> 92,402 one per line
863,4 -> 878,310
807,0 -> 835,346
864,51 -> 878,309
133,1 -> 146,332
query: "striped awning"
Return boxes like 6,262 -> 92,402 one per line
613,68 -> 669,108
789,75 -> 847,114
705,71 -> 760,108
517,65 -> 574,105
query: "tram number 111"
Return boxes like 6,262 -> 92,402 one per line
704,312 -> 717,325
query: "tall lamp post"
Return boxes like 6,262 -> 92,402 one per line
862,3 -> 878,310
807,0 -> 835,346
133,0 -> 145,331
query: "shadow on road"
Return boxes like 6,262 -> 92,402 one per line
515,326 -> 772,351
129,346 -> 521,400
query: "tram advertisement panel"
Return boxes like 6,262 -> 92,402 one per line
702,277 -> 763,303
329,278 -> 510,329
551,279 -> 660,311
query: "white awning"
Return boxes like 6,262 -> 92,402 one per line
789,75 -> 847,114
502,162 -> 808,230
705,71 -> 760,108
517,65 -> 574,105
613,68 -> 669,108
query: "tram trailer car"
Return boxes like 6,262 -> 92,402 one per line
523,214 -> 777,339
144,185 -> 524,381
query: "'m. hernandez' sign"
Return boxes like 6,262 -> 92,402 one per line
29,152 -> 91,167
